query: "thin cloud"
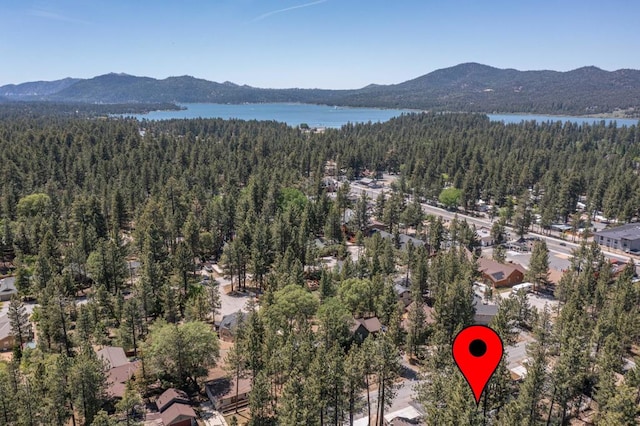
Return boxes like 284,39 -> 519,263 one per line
29,9 -> 92,25
252,0 -> 327,22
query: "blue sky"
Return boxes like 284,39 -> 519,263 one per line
1,0 -> 638,89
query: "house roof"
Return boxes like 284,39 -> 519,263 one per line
383,406 -> 422,424
160,402 -> 197,426
0,315 -> 12,341
0,277 -> 16,296
404,302 -> 436,325
548,269 -> 564,285
473,294 -> 498,317
376,230 -> 425,248
477,258 -> 526,283
351,317 -> 382,334
106,360 -> 140,398
157,388 -> 190,412
207,376 -> 253,401
219,311 -> 248,331
605,225 -> 640,244
96,346 -> 129,369
394,283 -> 410,296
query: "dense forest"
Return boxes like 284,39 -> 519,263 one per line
3,63 -> 640,116
0,112 -> 639,425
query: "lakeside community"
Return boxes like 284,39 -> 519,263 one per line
1,167 -> 638,426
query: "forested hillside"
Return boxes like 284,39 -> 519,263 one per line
0,113 -> 638,424
3,63 -> 640,116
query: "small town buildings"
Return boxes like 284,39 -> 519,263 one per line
594,223 -> 640,253
0,315 -> 15,351
551,224 -> 572,233
0,277 -> 17,302
477,258 -> 526,288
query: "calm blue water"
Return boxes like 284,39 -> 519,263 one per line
488,113 -> 639,127
124,103 -> 417,128
121,103 -> 639,128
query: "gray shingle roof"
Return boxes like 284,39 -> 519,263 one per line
595,223 -> 640,240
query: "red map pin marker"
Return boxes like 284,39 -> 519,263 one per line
452,325 -> 503,404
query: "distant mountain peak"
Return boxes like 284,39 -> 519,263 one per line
1,63 -> 639,117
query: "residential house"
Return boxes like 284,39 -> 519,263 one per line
156,388 -> 197,426
106,361 -> 141,399
95,346 -> 140,399
476,227 -> 494,247
160,403 -> 197,426
473,294 -> 498,325
351,316 -> 382,342
477,258 -> 526,288
0,315 -> 15,351
0,277 -> 17,302
217,311 -> 248,342
401,302 -> 435,330
206,374 -> 252,413
157,388 -> 190,412
594,223 -> 640,253
383,405 -> 423,425
375,230 -> 425,251
393,282 -> 412,308
97,346 -> 129,369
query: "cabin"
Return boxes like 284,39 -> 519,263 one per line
160,403 -> 197,426
217,311 -> 248,342
206,374 -> 252,413
157,388 -> 191,412
477,258 -> 526,288
351,316 -> 382,342
156,388 -> 197,426
473,294 -> 498,325
95,346 -> 141,399
393,282 -> 412,307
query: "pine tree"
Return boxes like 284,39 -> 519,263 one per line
7,294 -> 32,348
493,244 -> 506,263
120,298 -> 144,356
116,380 -> 142,426
406,280 -> 426,359
70,346 -> 107,425
226,313 -> 247,414
526,240 -> 549,293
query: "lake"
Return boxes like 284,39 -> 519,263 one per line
121,103 -> 639,128
124,103 -> 417,128
488,113 -> 639,127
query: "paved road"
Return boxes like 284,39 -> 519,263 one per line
353,357 -> 421,422
199,270 -> 257,322
350,182 -> 634,266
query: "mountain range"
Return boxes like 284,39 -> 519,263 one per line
2,63 -> 640,116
